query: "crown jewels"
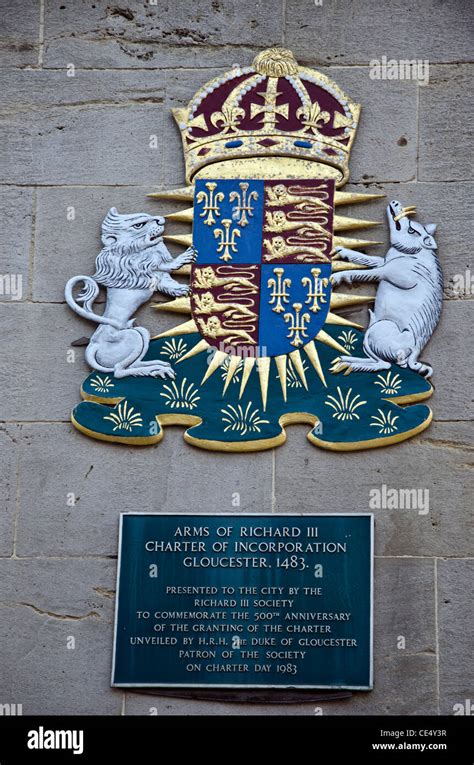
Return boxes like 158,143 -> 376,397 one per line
173,48 -> 360,186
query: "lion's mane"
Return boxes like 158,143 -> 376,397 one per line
93,240 -> 169,290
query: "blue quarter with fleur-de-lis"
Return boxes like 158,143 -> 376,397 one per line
193,179 -> 264,264
260,262 -> 332,356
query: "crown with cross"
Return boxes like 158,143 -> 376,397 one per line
172,48 -> 360,186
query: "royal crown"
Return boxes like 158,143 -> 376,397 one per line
173,48 -> 360,187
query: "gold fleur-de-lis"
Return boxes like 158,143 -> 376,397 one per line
210,105 -> 245,134
229,182 -> 259,227
284,303 -> 311,347
214,219 -> 241,262
296,100 -> 331,134
302,267 -> 329,312
268,267 -> 291,313
196,182 -> 224,226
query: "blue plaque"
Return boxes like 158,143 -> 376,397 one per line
112,513 -> 373,690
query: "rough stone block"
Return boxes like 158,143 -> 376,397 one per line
285,0 -> 472,65
0,68 -> 164,109
0,187 -> 33,302
0,558 -> 122,714
274,421 -> 473,558
0,303 -> 89,421
161,67 -> 222,188
0,105 -> 165,186
43,0 -> 284,69
427,301 -> 473,421
0,424 -> 19,557
419,65 -> 473,182
0,303 -> 179,421
319,68 -> 417,184
0,1 -> 39,67
0,70 -> 167,185
438,558 -> 474,715
0,70 -> 168,185
15,423 -> 273,556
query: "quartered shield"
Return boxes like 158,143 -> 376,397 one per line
191,178 -> 334,358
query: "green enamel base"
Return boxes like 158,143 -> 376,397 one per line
71,326 -> 433,451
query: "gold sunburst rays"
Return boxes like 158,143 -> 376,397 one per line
165,207 -> 194,224
148,185 -> 194,202
257,356 -> 271,410
324,312 -> 364,329
154,319 -> 198,338
165,206 -> 380,232
315,329 -> 347,355
334,214 -> 380,232
239,357 -> 256,399
163,232 -> 382,250
153,296 -> 191,314
153,323 -> 366,406
242,338 -> 346,406
176,338 -> 209,363
330,292 -> 375,310
175,264 -> 192,275
223,354 -> 243,393
149,186 -> 384,207
332,259 -> 368,272
303,341 -> 327,387
333,235 -> 383,249
275,355 -> 287,401
333,190 -> 385,206
289,350 -> 308,390
201,349 -> 227,384
163,233 -> 193,248
236,334 -> 347,405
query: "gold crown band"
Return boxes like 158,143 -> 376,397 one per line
173,49 -> 360,186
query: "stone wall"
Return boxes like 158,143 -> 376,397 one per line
0,0 -> 472,716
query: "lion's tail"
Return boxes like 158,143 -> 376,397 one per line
65,276 -> 119,328
76,277 -> 99,311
